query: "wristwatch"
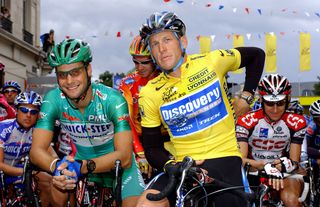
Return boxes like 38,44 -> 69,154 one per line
86,159 -> 96,174
240,93 -> 254,105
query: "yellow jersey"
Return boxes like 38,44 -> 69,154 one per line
139,49 -> 243,161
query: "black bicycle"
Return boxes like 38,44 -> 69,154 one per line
75,159 -> 123,207
0,156 -> 41,207
146,156 -> 262,207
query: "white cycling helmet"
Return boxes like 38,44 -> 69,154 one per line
309,100 -> 320,118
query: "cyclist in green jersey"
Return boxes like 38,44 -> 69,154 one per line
30,38 -> 144,207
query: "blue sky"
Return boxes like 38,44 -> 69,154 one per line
41,0 -> 320,83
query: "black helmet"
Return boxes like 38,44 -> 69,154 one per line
140,11 -> 186,42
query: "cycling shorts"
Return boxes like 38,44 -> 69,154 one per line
88,156 -> 145,200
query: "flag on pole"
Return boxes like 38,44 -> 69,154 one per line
300,32 -> 311,71
232,35 -> 244,74
199,36 -> 211,53
265,33 -> 277,73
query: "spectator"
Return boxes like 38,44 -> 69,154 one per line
41,29 -> 55,53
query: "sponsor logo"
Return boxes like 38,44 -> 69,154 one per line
62,112 -> 80,121
160,80 -> 227,137
259,128 -> 268,138
96,89 -> 107,100
115,102 -> 126,109
252,138 -> 288,150
156,83 -> 167,91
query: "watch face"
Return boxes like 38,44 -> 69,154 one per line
87,160 -> 96,172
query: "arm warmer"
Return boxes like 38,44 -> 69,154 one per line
235,47 -> 265,94
142,126 -> 171,171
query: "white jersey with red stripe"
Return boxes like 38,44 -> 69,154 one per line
236,109 -> 306,163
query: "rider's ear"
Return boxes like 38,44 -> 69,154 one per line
287,95 -> 291,103
180,35 -> 188,49
86,63 -> 93,77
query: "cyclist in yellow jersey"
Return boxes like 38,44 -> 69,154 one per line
136,11 -> 265,207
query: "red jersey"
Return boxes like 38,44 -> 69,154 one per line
119,71 -> 159,154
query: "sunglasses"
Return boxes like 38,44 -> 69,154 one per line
3,89 -> 18,94
19,106 -> 39,115
132,59 -> 153,65
263,99 -> 287,107
56,66 -> 84,80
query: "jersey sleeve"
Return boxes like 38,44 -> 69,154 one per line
35,90 -> 59,131
108,90 -> 131,133
0,120 -> 13,148
236,111 -> 258,142
209,49 -> 241,74
139,86 -> 162,128
286,114 -> 306,144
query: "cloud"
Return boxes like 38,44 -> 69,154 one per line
41,0 -> 320,83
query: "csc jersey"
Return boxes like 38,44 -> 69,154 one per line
0,119 -> 33,166
236,109 -> 306,163
139,49 -> 242,161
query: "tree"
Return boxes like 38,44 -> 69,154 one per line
98,71 -> 126,87
314,76 -> 320,96
98,71 -> 113,87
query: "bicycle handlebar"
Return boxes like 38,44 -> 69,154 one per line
146,156 -> 256,203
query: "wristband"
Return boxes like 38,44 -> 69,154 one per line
49,158 -> 60,173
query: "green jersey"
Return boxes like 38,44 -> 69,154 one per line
36,83 -> 144,198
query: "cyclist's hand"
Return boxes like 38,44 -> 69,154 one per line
136,153 -> 152,178
277,157 -> 298,173
233,97 -> 250,117
264,163 -> 284,190
53,156 -> 82,181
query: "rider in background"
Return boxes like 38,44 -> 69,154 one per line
0,91 -> 52,206
119,35 -> 161,179
306,100 -> 320,188
288,98 -> 309,162
30,38 -> 144,207
0,93 -> 15,121
136,11 -> 265,207
236,74 -> 306,207
1,80 -> 21,109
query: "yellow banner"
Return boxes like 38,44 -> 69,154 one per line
300,32 -> 311,71
199,36 -> 211,54
232,35 -> 244,74
265,33 -> 277,73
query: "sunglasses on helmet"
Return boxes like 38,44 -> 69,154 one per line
19,106 -> 39,115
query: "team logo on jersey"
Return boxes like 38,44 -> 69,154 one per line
160,80 -> 227,137
62,112 -> 80,121
124,78 -> 135,85
96,89 -> 107,100
259,128 -> 268,138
